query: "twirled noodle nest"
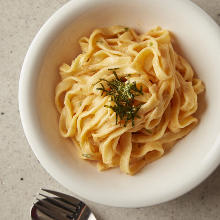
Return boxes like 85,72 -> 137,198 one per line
55,26 -> 205,175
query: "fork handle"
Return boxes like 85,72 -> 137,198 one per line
78,205 -> 96,220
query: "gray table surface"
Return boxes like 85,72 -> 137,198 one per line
0,0 -> 220,219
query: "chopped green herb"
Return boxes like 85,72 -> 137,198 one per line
82,154 -> 91,158
96,72 -> 143,126
124,27 -> 129,32
149,42 -> 153,46
108,67 -> 120,71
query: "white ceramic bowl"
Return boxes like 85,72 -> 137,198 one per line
19,0 -> 220,207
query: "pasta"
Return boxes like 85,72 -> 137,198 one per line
55,26 -> 205,175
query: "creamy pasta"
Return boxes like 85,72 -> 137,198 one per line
55,26 -> 205,175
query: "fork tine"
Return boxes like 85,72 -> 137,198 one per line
41,189 -> 82,206
34,202 -> 69,220
39,193 -> 77,213
37,197 -> 74,217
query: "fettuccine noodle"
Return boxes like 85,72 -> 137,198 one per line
55,26 -> 205,175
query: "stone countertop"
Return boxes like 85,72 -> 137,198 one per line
0,0 -> 220,219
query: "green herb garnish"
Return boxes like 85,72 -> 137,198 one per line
82,154 -> 91,158
108,67 -> 120,70
124,27 -> 129,32
96,72 -> 143,126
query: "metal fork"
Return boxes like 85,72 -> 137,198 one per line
31,189 -> 96,220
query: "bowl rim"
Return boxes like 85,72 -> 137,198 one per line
19,0 -> 220,207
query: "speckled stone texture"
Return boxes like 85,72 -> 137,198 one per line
0,0 -> 220,219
